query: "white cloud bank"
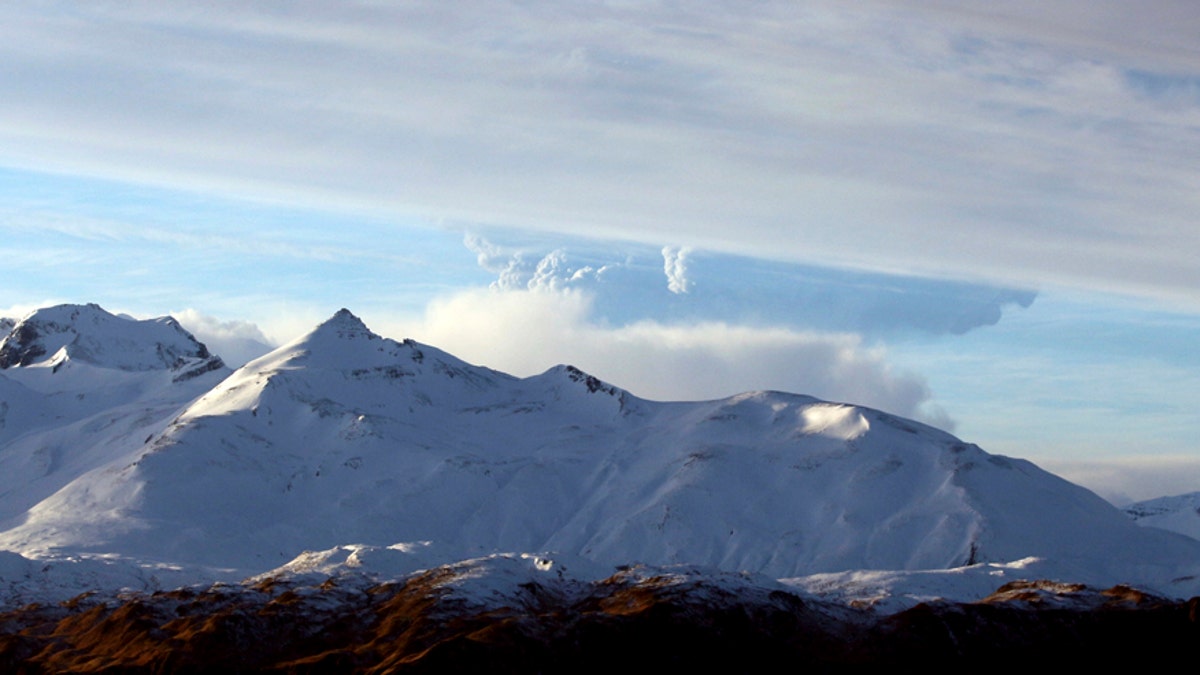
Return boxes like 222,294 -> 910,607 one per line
387,287 -> 945,426
172,308 -> 273,369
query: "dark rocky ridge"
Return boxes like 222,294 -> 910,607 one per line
0,322 -> 46,369
0,570 -> 1195,673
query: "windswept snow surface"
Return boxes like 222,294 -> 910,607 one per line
0,304 -> 1198,608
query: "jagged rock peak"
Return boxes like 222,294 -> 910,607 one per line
0,303 -> 219,373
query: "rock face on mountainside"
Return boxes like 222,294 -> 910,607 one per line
0,304 -> 1197,600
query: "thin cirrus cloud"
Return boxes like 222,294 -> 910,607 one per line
0,2 -> 1197,306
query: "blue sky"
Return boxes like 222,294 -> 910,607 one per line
2,1 -> 1199,502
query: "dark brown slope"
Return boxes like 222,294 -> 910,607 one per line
0,572 -> 1196,674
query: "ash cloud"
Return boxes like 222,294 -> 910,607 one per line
662,246 -> 693,294
464,234 -> 612,292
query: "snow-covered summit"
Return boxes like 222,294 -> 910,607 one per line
182,308 -> 517,420
319,307 -> 371,336
185,308 -> 635,425
0,303 -> 223,378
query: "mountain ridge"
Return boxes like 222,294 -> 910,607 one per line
0,303 -> 1197,607
0,303 -> 221,375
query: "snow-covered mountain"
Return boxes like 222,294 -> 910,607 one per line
0,304 -> 230,528
1125,492 -> 1200,541
0,304 -> 1198,605
0,303 -> 221,375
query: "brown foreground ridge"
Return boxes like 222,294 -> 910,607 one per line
0,570 -> 1197,673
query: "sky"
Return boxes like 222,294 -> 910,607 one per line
1,1 -> 1199,503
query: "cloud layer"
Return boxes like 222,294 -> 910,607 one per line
1,2 -> 1198,305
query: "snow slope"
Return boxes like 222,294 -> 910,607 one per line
1125,492 -> 1200,541
0,304 -> 230,528
0,306 -> 1197,602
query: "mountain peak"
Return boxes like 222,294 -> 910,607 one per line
242,308 -> 425,377
552,364 -> 622,397
331,307 -> 361,323
310,308 -> 373,340
0,303 -> 221,374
